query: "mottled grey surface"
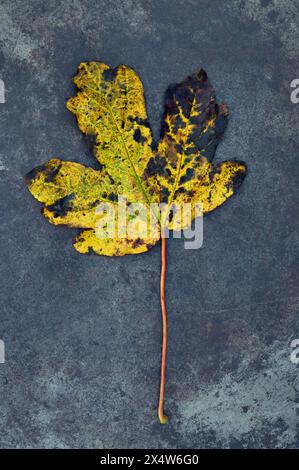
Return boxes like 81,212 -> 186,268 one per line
0,0 -> 299,449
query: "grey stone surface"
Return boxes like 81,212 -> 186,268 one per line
0,0 -> 299,449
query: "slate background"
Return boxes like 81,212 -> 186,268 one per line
0,0 -> 299,449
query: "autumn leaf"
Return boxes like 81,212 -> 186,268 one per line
26,62 -> 247,423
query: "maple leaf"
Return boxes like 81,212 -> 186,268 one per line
26,62 -> 246,423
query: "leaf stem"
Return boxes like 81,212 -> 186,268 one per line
158,230 -> 168,424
